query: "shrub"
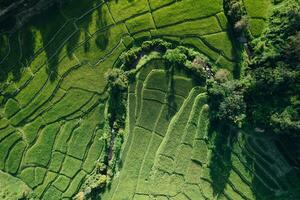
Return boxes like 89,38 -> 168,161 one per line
208,80 -> 247,128
271,107 -> 300,136
218,93 -> 246,127
224,0 -> 248,36
163,48 -> 187,67
214,69 -> 231,83
105,68 -> 128,92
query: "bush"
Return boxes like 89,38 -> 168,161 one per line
224,0 -> 248,36
251,0 -> 300,67
271,106 -> 300,136
163,48 -> 187,67
208,79 -> 247,128
214,69 -> 231,83
218,93 -> 246,127
105,68 -> 128,92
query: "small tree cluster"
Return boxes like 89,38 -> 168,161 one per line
119,39 -> 172,69
208,79 -> 248,128
224,0 -> 248,36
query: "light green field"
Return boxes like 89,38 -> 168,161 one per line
0,0 -> 299,199
244,0 -> 272,37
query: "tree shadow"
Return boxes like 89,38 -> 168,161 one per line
0,27 -> 35,82
223,12 -> 243,79
165,65 -> 177,119
208,123 -> 237,196
0,0 -> 99,85
244,133 -> 300,199
95,5 -> 110,51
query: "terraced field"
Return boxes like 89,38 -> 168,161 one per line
99,57 -> 300,200
0,0 -> 299,200
243,0 -> 272,37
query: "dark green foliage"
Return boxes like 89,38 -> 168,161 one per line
211,0 -> 300,136
207,80 -> 247,127
251,0 -> 300,67
106,68 -> 129,93
224,0 -> 248,36
163,48 -> 187,66
120,39 -> 172,69
246,0 -> 300,136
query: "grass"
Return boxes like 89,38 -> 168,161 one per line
60,156 -> 82,178
1,0 -> 297,199
63,170 -> 86,198
34,171 -> 57,197
35,167 -> 47,186
151,17 -> 221,37
15,68 -> 48,107
42,186 -> 62,200
5,141 -> 26,174
82,129 -> 104,173
67,109 -> 99,160
249,18 -> 267,37
126,13 -> 155,34
0,132 -> 22,169
49,151 -> 65,172
42,88 -> 93,123
152,0 -> 222,27
244,0 -> 272,19
24,123 -> 60,167
108,0 -> 149,22
149,0 -> 174,10
0,170 -> 32,200
10,78 -> 60,126
203,32 -> 235,60
53,175 -> 70,192
53,120 -> 78,153
217,12 -> 229,30
19,167 -> 36,188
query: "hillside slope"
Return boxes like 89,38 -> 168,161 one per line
0,0 -> 299,200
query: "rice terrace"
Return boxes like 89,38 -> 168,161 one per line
0,0 -> 299,199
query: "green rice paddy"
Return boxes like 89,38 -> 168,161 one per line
0,0 -> 298,199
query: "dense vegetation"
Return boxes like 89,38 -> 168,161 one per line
209,0 -> 300,136
0,0 -> 299,199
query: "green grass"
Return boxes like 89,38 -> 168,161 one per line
82,129 -> 104,173
151,17 -> 221,37
49,151 -> 65,172
4,98 -> 20,118
34,171 -> 57,197
15,68 -> 48,107
63,170 -> 86,198
108,0 -> 149,22
19,167 -> 37,188
67,109 -> 99,160
217,12 -> 229,30
53,120 -> 78,153
249,18 -> 267,37
1,0 -> 297,199
0,171 -> 32,200
0,132 -> 22,169
203,32 -> 235,60
24,123 -> 60,167
60,156 -> 82,178
152,0 -> 222,27
5,141 -> 26,174
22,117 -> 44,144
42,186 -> 62,200
42,88 -> 93,123
126,13 -> 155,34
244,0 -> 272,19
35,167 -> 47,186
149,0 -> 174,10
53,175 -> 70,192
